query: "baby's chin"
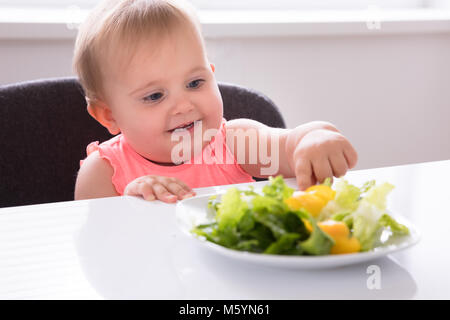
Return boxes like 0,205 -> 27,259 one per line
165,139 -> 212,165
157,116 -> 223,163
142,139 -> 209,166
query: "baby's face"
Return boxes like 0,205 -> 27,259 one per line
101,28 -> 223,164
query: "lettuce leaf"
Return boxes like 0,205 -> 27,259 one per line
262,175 -> 294,201
379,214 -> 410,236
325,179 -> 409,251
318,179 -> 362,220
349,182 -> 409,251
363,182 -> 395,211
351,201 -> 384,251
264,233 -> 301,254
216,188 -> 249,231
252,194 -> 289,216
298,212 -> 335,255
334,179 -> 361,211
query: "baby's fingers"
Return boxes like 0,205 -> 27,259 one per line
344,145 -> 358,169
295,158 -> 313,190
124,180 -> 156,201
312,157 -> 333,184
139,182 -> 157,201
329,153 -> 348,178
162,178 -> 195,200
152,182 -> 178,203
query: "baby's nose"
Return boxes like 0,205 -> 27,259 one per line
172,97 -> 194,115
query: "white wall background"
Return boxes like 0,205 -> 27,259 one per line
1,28 -> 449,170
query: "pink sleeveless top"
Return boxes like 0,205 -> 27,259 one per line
80,118 -> 255,195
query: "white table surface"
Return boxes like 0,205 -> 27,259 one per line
1,160 -> 449,300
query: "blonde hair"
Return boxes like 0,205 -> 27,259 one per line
73,0 -> 201,103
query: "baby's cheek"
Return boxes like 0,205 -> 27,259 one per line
206,86 -> 223,114
210,99 -> 224,125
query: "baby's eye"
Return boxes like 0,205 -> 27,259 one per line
187,79 -> 204,89
143,92 -> 163,103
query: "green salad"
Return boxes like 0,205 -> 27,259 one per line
191,176 -> 409,256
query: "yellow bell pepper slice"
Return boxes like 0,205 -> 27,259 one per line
285,193 -> 326,217
305,185 -> 336,203
317,220 -> 361,254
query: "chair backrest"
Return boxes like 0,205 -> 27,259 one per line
0,77 -> 286,208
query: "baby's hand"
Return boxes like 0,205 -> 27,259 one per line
124,175 -> 196,203
292,128 -> 358,190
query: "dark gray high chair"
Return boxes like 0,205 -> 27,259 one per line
0,77 -> 286,208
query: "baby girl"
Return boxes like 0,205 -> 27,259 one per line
73,0 -> 358,203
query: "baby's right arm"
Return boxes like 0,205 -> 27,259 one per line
75,151 -> 119,200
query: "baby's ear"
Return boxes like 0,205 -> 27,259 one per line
86,99 -> 121,135
210,63 -> 215,73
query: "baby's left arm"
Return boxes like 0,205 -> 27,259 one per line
225,119 -> 358,190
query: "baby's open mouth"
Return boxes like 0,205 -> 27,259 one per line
168,120 -> 200,133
